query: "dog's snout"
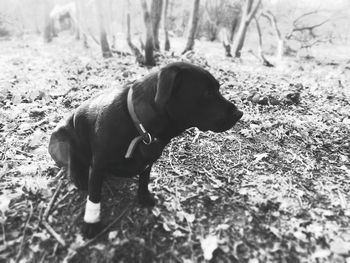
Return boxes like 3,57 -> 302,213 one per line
235,110 -> 243,120
226,103 -> 243,121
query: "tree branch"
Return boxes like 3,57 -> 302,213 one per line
261,11 -> 281,39
247,0 -> 262,23
254,17 -> 273,67
291,19 -> 330,33
293,10 -> 318,27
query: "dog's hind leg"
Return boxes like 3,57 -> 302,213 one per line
67,145 -> 90,191
49,116 -> 90,190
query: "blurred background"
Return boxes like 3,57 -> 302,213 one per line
0,0 -> 349,64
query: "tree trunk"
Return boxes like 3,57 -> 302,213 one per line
182,0 -> 200,54
141,0 -> 155,66
219,28 -> 232,57
232,0 -> 261,58
75,0 -> 90,48
43,0 -> 54,42
254,17 -> 273,67
126,13 -> 144,64
163,0 -> 170,51
151,0 -> 163,51
229,15 -> 239,42
95,0 -> 112,58
261,11 -> 284,60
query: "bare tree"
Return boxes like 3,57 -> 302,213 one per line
229,15 -> 239,42
126,13 -> 144,64
232,0 -> 261,58
261,11 -> 284,60
286,11 -> 329,40
182,0 -> 200,54
203,1 -> 220,41
219,28 -> 232,57
43,0 -> 54,42
141,0 -> 155,66
95,0 -> 112,58
75,0 -> 89,48
254,17 -> 273,66
163,0 -> 170,51
260,10 -> 330,59
286,11 -> 330,52
151,0 -> 163,51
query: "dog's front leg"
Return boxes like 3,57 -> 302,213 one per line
137,165 -> 156,207
82,165 -> 104,239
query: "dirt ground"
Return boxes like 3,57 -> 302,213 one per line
0,34 -> 350,262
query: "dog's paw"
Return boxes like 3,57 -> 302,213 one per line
138,191 -> 156,207
82,221 -> 103,239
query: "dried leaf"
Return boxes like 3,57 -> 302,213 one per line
162,222 -> 171,232
312,248 -> 331,258
28,130 -> 45,148
183,212 -> 195,223
253,153 -> 268,162
108,231 -> 118,241
0,195 -> 10,216
330,239 -> 350,255
201,235 -> 218,260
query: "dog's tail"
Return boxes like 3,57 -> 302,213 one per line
48,115 -> 90,190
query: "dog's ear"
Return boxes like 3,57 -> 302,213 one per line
155,66 -> 180,108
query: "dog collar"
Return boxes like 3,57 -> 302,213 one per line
125,86 -> 155,158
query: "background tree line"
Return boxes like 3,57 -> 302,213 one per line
0,0 -> 349,66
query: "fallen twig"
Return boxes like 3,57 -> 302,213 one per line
15,201 -> 33,263
54,168 -> 66,180
1,223 -> 6,246
38,170 -> 67,247
42,221 -> 66,247
192,130 -> 201,143
51,192 -> 71,212
44,179 -> 63,221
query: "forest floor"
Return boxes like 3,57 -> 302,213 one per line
0,34 -> 350,263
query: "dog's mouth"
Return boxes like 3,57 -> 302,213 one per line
203,110 -> 243,133
199,119 -> 236,133
212,119 -> 237,132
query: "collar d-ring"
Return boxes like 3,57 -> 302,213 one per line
143,133 -> 153,145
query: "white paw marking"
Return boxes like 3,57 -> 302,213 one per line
83,197 -> 101,223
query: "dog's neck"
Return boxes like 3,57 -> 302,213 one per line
131,77 -> 187,141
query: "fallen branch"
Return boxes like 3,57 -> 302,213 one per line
1,223 -> 6,247
36,170 -> 67,247
42,221 -> 66,247
111,49 -> 131,56
15,202 -> 33,263
44,179 -> 63,221
53,168 -> 66,182
51,191 -> 71,212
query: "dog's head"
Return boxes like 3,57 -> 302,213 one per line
155,62 -> 243,132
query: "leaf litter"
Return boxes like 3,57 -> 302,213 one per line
0,36 -> 349,262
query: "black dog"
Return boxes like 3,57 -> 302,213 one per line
48,62 -> 243,238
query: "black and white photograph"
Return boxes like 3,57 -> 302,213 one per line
0,0 -> 349,262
